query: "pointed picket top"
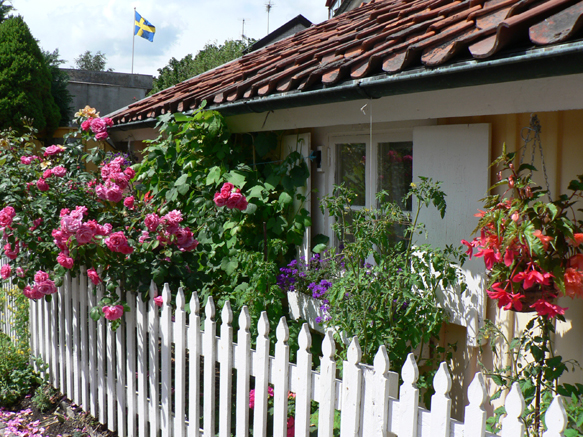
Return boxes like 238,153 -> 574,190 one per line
298,323 -> 312,351
347,337 -> 362,365
176,287 -> 185,310
222,301 -> 233,325
276,317 -> 289,343
402,353 -> 419,385
163,283 -> 171,305
238,305 -> 250,331
190,291 -> 200,315
257,311 -> 269,337
433,362 -> 452,395
322,330 -> 336,359
467,372 -> 487,408
543,396 -> 567,437
505,382 -> 525,419
205,296 -> 215,320
373,345 -> 389,375
150,280 -> 158,297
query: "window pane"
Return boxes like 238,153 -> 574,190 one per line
378,142 -> 412,210
336,143 -> 366,207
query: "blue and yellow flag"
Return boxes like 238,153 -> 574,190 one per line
134,11 -> 155,42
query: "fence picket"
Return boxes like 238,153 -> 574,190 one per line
161,284 -> 172,437
431,362 -> 452,437
362,345 -> 392,437
72,274 -> 81,406
96,285 -> 106,423
501,382 -> 525,437
65,274 -> 73,401
295,324 -> 312,437
398,353 -> 419,437
543,396 -> 567,437
203,296 -> 217,437
188,292 -> 201,437
136,290 -> 148,437
219,302 -> 234,437
50,292 -> 58,389
254,312 -> 270,437
319,330 -> 337,437
126,290 -> 137,437
106,300 -> 117,431
235,306 -> 251,437
58,280 -> 67,403
148,282 -> 161,437
43,287 -> 51,382
464,373 -> 487,437
340,337 -> 362,437
79,269 -> 89,411
273,318 -> 290,437
116,288 -> 127,437
174,288 -> 187,437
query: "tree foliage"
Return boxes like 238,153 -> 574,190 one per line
151,39 -> 254,94
43,49 -> 73,126
74,50 -> 112,71
0,0 -> 13,23
0,16 -> 60,134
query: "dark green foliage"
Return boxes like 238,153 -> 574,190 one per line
43,49 -> 73,126
0,0 -> 13,23
0,16 -> 60,134
151,39 -> 255,94
0,333 -> 41,407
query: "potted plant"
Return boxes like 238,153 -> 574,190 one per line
463,144 -> 583,317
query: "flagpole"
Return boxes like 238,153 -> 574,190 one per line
131,7 -> 135,74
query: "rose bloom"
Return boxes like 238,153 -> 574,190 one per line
144,213 -> 160,232
1,264 -> 11,279
103,305 -> 124,321
57,252 -> 74,269
34,270 -> 50,283
37,178 -> 49,192
0,206 -> 15,228
235,196 -> 248,211
220,182 -> 234,197
51,166 -> 67,177
23,285 -> 44,300
87,268 -> 102,285
154,296 -> 163,307
76,224 -> 95,245
103,117 -> 113,127
44,145 -> 65,157
105,183 -> 123,203
4,242 -> 18,260
81,119 -> 92,131
20,156 -> 35,165
90,118 -> 107,134
16,267 -> 24,278
124,196 -> 135,209
213,192 -> 229,207
42,168 -> 53,179
124,167 -> 135,179
95,131 -> 108,140
34,280 -> 57,295
226,192 -> 242,209
105,231 -> 133,254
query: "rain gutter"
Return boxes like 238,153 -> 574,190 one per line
110,40 -> 583,131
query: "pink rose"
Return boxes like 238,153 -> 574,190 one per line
4,242 -> 18,260
164,210 -> 183,224
139,230 -> 150,243
235,196 -> 248,211
16,267 -> 24,278
105,231 -> 132,254
220,183 -> 234,197
44,145 -> 64,157
144,213 -> 160,232
1,265 -> 11,279
57,252 -> 74,269
105,183 -> 123,203
124,167 -> 135,179
97,223 -> 112,236
60,208 -> 70,217
226,192 -> 242,209
34,280 -> 57,295
20,156 -> 34,165
124,196 -> 135,209
179,237 -> 199,252
81,119 -> 92,131
213,192 -> 229,207
249,389 -> 255,409
43,169 -> 53,179
87,268 -> 101,285
287,417 -> 295,437
175,227 -> 193,246
34,270 -> 50,283
23,285 -> 44,300
103,305 -> 124,321
110,172 -> 129,189
0,206 -> 15,228
90,118 -> 107,134
95,131 -> 109,140
154,296 -> 163,307
51,166 -> 67,177
76,224 -> 95,245
103,117 -> 113,127
95,184 -> 107,200
37,178 -> 49,192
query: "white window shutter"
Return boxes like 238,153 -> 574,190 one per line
282,133 -> 312,264
412,124 -> 490,345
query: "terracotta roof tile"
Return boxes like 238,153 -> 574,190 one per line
111,0 -> 583,125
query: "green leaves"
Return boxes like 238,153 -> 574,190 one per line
206,166 -> 221,185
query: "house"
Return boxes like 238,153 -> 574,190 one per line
107,0 -> 583,417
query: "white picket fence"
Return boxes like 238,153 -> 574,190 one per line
25,271 -> 569,437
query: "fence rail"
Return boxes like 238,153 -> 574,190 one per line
24,271 -> 568,437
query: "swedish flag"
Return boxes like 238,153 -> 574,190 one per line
134,11 -> 155,42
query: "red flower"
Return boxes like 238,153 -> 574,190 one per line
530,300 -> 566,318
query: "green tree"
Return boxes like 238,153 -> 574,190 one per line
0,16 -> 60,134
43,49 -> 73,126
0,0 -> 13,23
151,39 -> 254,94
74,50 -> 112,71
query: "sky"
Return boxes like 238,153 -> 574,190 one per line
12,0 -> 330,77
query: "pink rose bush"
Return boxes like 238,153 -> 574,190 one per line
102,304 -> 124,320
214,182 -> 248,211
80,116 -> 113,141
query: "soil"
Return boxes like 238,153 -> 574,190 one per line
0,389 -> 117,437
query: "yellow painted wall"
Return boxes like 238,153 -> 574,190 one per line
439,110 -> 583,402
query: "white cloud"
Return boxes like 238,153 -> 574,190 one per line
14,0 -> 329,76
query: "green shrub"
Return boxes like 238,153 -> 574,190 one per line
0,333 -> 40,407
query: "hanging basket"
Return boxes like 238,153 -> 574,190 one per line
513,282 -> 557,313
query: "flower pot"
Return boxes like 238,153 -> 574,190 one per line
514,283 -> 557,313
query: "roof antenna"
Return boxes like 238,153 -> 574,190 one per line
241,18 -> 247,39
266,0 -> 274,34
